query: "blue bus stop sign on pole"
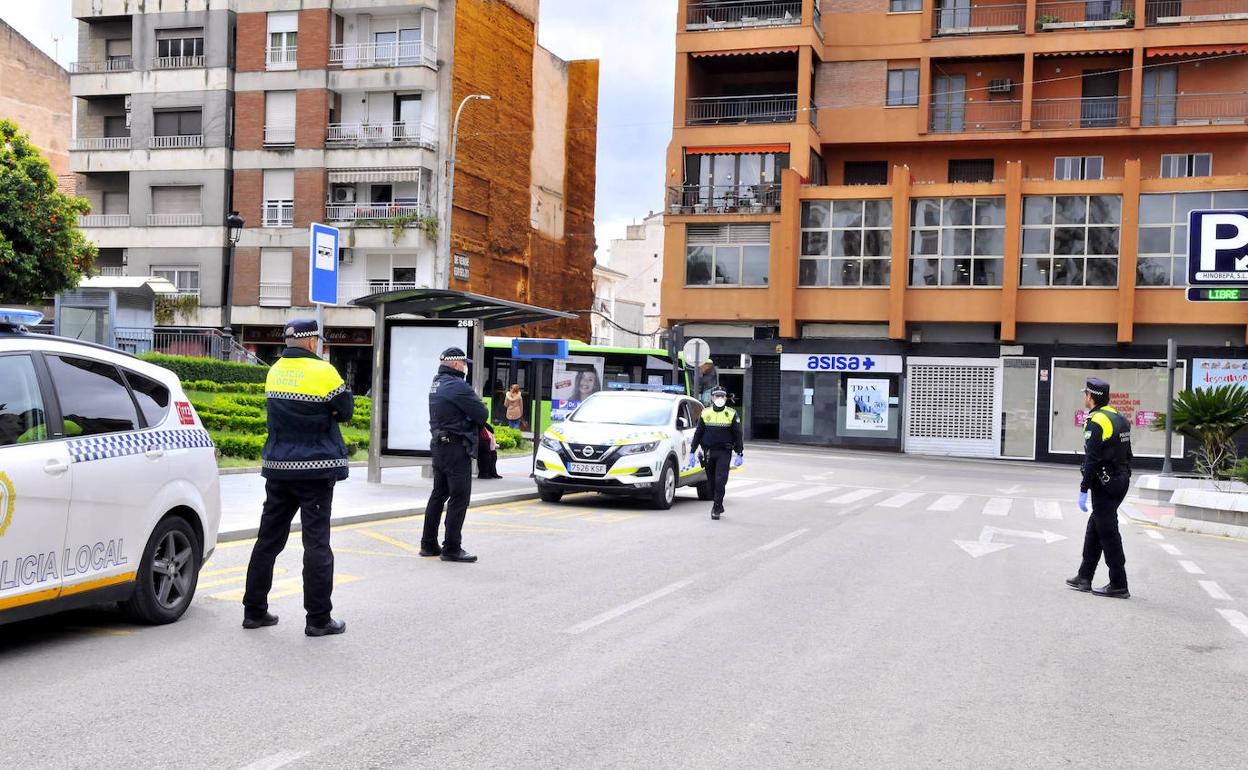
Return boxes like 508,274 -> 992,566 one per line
309,223 -> 340,305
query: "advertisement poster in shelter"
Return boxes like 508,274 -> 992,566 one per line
551,355 -> 604,421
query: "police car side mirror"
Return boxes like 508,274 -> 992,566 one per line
677,417 -> 690,430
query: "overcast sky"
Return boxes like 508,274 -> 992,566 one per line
0,0 -> 675,260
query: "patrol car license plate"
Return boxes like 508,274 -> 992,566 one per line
569,462 -> 607,475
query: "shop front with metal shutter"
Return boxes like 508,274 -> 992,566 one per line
749,355 -> 781,440
904,357 -> 1002,458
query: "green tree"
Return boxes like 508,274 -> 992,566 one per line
0,119 -> 96,302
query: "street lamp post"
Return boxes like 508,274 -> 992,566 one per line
223,210 -> 244,339
437,94 -> 491,289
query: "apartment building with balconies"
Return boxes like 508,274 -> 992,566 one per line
664,0 -> 1248,463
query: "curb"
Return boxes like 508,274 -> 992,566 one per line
215,489 -> 541,542
1124,499 -> 1248,542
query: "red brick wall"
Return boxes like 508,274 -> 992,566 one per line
295,89 -> 328,149
233,169 -> 263,228
294,168 -> 326,228
297,9 -> 330,70
823,0 -> 889,13
816,60 -> 886,110
232,247 -> 260,306
234,91 -> 264,151
291,246 -> 310,306
235,12 -> 266,73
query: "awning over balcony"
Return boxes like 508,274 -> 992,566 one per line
328,167 -> 425,184
1147,45 -> 1248,58
685,144 -> 790,155
690,46 -> 798,58
1035,49 -> 1129,57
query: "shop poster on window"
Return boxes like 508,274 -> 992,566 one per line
846,379 -> 889,432
551,355 -> 604,421
1193,359 -> 1248,391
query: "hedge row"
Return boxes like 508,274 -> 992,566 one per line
141,354 -> 269,384
184,380 -> 266,394
211,433 -> 367,460
199,412 -> 268,433
190,399 -> 262,418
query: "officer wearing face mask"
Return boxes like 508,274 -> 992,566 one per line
690,386 -> 743,520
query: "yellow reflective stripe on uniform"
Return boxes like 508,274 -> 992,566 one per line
266,357 -> 344,398
1089,411 -> 1115,440
702,407 -> 736,426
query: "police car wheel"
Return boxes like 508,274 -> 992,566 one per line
650,461 -> 677,510
538,485 -> 563,503
696,481 -> 713,501
121,516 -> 201,625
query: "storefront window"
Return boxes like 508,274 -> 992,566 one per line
1001,358 -> 1037,460
1049,359 -> 1185,458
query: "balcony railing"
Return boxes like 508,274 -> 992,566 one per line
264,124 -> 296,146
151,55 -> 205,70
686,93 -> 798,125
266,45 -> 298,70
148,213 -> 203,226
70,136 -> 131,151
262,200 -> 294,228
933,3 -> 1027,34
1146,0 -> 1248,23
340,281 -> 422,302
149,134 -> 204,149
328,40 -> 437,70
326,122 -> 437,149
1032,96 -> 1131,129
78,214 -> 130,227
1141,92 -> 1248,126
686,1 -> 802,30
325,203 -> 431,222
98,266 -> 126,277
667,184 -> 781,215
259,282 -> 293,307
70,56 -> 133,73
929,100 -> 1023,132
1036,0 -> 1136,28
114,327 -> 263,364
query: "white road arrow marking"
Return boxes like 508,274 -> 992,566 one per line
995,485 -> 1025,495
955,525 -> 1067,558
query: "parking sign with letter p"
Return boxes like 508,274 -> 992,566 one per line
1189,210 -> 1248,286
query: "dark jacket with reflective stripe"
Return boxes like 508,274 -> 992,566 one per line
691,406 -> 743,454
1081,406 -> 1133,492
262,347 -> 354,481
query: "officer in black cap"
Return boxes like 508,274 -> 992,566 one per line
690,385 -> 744,520
421,346 -> 489,562
243,319 -> 353,636
1066,377 -> 1133,599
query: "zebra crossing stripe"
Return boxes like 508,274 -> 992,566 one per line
828,488 -> 878,505
1035,501 -> 1063,520
725,478 -> 761,490
733,482 -> 795,499
776,486 -> 832,501
927,495 -> 966,512
876,492 -> 924,509
982,497 -> 1012,517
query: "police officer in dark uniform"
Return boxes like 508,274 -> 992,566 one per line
1066,377 -> 1133,599
690,386 -> 744,520
421,347 -> 489,562
243,319 -> 353,636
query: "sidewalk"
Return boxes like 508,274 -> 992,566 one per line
215,456 -> 539,542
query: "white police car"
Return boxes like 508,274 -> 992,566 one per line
0,309 -> 220,626
534,390 -> 711,509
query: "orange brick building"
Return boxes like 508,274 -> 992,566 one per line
664,0 -> 1248,463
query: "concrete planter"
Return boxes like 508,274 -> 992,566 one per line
1133,474 -> 1248,504
1170,488 -> 1248,539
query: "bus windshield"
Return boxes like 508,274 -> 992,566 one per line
571,395 -> 673,426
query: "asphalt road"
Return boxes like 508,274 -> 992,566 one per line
2,447 -> 1246,769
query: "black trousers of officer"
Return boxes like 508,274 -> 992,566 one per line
243,478 -> 336,623
704,447 -> 732,509
423,441 -> 473,551
1078,473 -> 1130,588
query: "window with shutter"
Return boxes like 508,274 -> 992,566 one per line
264,91 -> 296,145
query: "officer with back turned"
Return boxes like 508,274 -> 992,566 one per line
1066,377 -> 1133,599
691,385 -> 744,520
243,319 -> 353,637
421,347 -> 489,562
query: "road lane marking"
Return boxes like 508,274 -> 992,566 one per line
981,497 -> 1012,517
759,528 -> 810,552
776,486 -> 832,501
828,488 -> 877,505
236,750 -> 312,770
733,482 -> 796,498
563,579 -> 696,635
927,495 -> 966,512
1144,530 -> 1164,540
201,565 -> 248,578
1159,543 -> 1184,556
1035,501 -> 1063,520
877,492 -> 924,509
1199,581 -> 1233,601
210,574 -> 362,602
200,567 -> 287,589
358,529 -> 424,554
1177,560 -> 1205,575
726,478 -> 761,490
1217,609 -> 1248,639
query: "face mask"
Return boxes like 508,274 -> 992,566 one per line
713,398 -> 727,408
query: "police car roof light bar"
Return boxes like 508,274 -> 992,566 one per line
0,308 -> 44,333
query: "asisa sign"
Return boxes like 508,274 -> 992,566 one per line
780,354 -> 903,373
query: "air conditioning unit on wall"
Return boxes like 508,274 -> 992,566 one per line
988,79 -> 1014,94
331,185 -> 356,203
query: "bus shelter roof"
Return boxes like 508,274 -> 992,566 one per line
353,288 -> 577,330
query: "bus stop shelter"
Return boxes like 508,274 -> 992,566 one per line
353,288 -> 577,482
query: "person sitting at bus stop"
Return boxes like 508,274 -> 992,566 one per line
477,423 -> 502,480
691,386 -> 743,520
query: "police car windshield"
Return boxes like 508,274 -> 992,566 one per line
571,395 -> 672,426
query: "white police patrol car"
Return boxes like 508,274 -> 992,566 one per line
0,309 -> 220,626
534,391 -> 710,509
